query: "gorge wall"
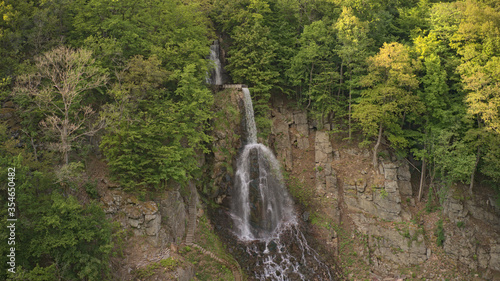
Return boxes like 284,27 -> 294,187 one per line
269,94 -> 500,280
94,87 -> 500,280
211,89 -> 500,280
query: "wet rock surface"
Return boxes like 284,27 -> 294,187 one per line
211,89 -> 244,200
209,207 -> 337,281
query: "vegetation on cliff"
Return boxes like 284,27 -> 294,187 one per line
0,0 -> 499,279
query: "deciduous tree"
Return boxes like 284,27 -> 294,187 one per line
353,42 -> 421,170
14,46 -> 107,164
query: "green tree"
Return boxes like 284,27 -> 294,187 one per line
353,42 -> 421,169
101,56 -> 213,190
452,0 -> 500,134
334,7 -> 370,139
412,31 -> 450,200
71,0 -> 213,74
450,0 -> 500,192
225,2 -> 280,137
0,137 -> 112,280
287,20 -> 338,125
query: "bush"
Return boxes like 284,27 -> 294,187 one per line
84,180 -> 99,199
0,156 -> 113,281
435,219 -> 445,247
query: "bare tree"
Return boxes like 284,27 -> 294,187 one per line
15,46 -> 107,164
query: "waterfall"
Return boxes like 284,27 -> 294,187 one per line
231,88 -> 333,280
206,40 -> 223,85
242,88 -> 257,144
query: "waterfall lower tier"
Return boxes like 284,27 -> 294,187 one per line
231,143 -> 295,240
229,88 -> 333,280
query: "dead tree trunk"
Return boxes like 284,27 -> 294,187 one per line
418,156 -> 426,202
373,122 -> 383,171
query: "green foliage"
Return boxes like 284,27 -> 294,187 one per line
227,21 -> 279,137
353,42 -> 421,150
181,213 -> 237,281
101,56 -> 213,190
55,161 -> 85,185
30,193 -> 113,280
0,0 -> 72,78
134,262 -> 160,279
426,186 -> 434,213
159,257 -> 179,271
85,180 -> 99,199
71,0 -> 213,72
287,176 -> 315,208
379,188 -> 388,199
435,219 -> 445,247
287,19 -> 339,123
0,152 -> 113,281
432,130 -> 476,184
456,221 -> 465,228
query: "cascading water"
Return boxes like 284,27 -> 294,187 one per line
231,88 -> 333,280
206,40 -> 223,85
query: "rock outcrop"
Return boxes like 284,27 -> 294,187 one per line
315,131 -> 336,194
343,160 -> 412,222
442,186 -> 500,272
271,107 -> 293,171
211,88 -> 243,202
101,188 -> 187,247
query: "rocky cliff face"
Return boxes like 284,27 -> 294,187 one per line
442,186 -> 500,273
102,87 -> 499,280
265,93 -> 500,280
104,88 -> 499,280
98,180 -> 195,280
210,88 -> 244,204
101,184 -> 187,247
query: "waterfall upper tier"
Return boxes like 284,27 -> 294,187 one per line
206,40 -> 223,85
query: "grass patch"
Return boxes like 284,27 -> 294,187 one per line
182,246 -> 233,281
287,176 -> 315,208
133,257 -> 179,279
311,213 -> 370,280
179,212 -> 241,281
435,219 -> 445,247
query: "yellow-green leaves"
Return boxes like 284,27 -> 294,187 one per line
354,42 -> 420,148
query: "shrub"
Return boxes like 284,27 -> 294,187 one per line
435,219 -> 445,247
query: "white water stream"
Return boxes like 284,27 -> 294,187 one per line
206,40 -> 223,85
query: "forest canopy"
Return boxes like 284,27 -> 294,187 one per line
0,0 -> 499,279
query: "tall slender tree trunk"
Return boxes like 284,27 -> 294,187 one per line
338,63 -> 343,97
470,118 -> 482,195
373,122 -> 383,171
418,155 -> 426,202
469,146 -> 480,195
348,66 -> 352,141
62,119 -> 69,165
